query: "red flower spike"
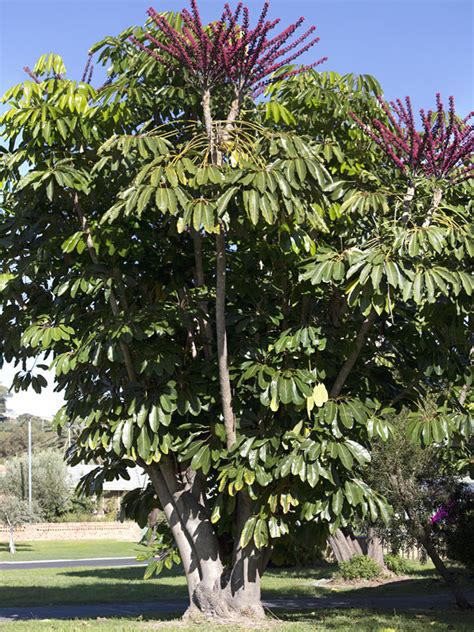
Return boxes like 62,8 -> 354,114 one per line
131,1 -> 325,94
351,95 -> 473,183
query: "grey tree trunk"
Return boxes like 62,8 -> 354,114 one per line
366,527 -> 385,568
328,528 -> 363,563
8,524 -> 16,554
147,460 -> 266,620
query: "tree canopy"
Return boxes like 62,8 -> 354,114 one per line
0,0 -> 472,620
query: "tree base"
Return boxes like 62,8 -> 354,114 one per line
183,585 -> 266,622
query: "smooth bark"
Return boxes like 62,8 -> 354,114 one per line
215,227 -> 236,449
366,527 -> 385,568
201,88 -> 239,450
328,528 -> 363,563
330,309 -> 377,398
422,187 -> 443,228
400,185 -> 415,224
420,527 -> 471,610
8,521 -> 16,554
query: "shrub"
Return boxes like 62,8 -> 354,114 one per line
385,554 -> 411,575
443,488 -> 474,571
338,554 -> 381,580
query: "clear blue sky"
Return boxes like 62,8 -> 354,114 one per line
0,1 -> 473,115
0,0 -> 472,417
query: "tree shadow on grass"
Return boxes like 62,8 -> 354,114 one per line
0,566 -> 189,610
0,542 -> 33,555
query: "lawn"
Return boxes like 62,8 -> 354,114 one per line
0,540 -> 144,562
2,541 -> 473,630
1,559 -> 472,608
1,610 -> 474,632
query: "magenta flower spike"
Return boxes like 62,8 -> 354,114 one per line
351,95 -> 473,183
129,1 -> 326,96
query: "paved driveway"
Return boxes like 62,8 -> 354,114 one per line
0,557 -> 147,571
1,592 -> 474,621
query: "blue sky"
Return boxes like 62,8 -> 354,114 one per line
1,1 -> 472,113
0,0 -> 472,417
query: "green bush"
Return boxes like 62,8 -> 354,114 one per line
444,488 -> 474,571
338,554 -> 381,580
384,554 -> 411,575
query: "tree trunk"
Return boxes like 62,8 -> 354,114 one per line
8,524 -> 16,554
420,528 -> 471,610
146,460 -> 265,620
422,187 -> 443,228
216,227 -> 236,449
330,310 -> 377,399
366,527 -> 385,568
328,528 -> 363,563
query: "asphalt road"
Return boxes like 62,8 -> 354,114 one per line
1,593 -> 474,622
0,556 -> 148,571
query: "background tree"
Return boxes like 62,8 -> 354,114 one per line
0,414 -> 62,460
369,407 -> 472,609
0,0 -> 472,620
0,495 -> 41,553
1,449 -> 71,521
0,383 -> 11,421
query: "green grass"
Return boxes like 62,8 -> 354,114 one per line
1,562 -> 472,609
1,610 -> 474,631
0,540 -> 145,562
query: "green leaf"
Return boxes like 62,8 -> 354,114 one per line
137,426 -> 151,459
336,443 -> 354,469
240,516 -> 257,548
331,489 -> 343,516
254,518 -> 269,549
216,186 -> 238,216
245,189 -> 259,225
122,418 -> 134,451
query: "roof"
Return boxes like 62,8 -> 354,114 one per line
68,464 -> 149,492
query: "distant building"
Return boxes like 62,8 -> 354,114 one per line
68,465 -> 149,513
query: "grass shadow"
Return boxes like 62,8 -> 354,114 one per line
0,542 -> 33,555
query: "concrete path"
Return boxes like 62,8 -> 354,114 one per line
0,557 -> 147,571
1,592 -> 473,622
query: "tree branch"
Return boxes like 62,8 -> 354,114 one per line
400,185 -> 415,224
72,193 -> 137,383
202,88 -> 241,450
422,187 -> 443,228
330,309 -> 377,398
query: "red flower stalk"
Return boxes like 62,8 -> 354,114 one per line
81,55 -> 93,83
351,95 -> 473,183
130,1 -> 326,96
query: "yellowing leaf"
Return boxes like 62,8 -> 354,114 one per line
270,395 -> 279,411
313,383 -> 329,407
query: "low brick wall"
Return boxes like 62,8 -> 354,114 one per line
0,521 -> 142,542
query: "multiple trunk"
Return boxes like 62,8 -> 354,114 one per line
142,86 -> 266,620
328,526 -> 385,570
146,457 -> 266,620
328,528 -> 363,563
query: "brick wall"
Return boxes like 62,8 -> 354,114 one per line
0,521 -> 142,542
